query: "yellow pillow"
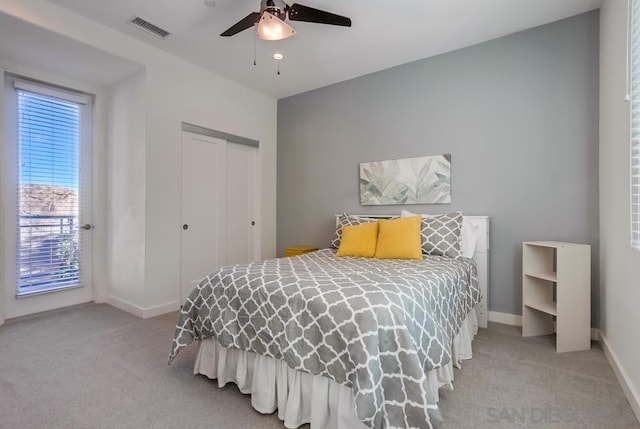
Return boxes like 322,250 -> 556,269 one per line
374,215 -> 423,260
336,222 -> 379,257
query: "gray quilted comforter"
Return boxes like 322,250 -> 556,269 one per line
169,249 -> 480,429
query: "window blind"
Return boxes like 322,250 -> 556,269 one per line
632,0 -> 640,249
15,85 -> 82,293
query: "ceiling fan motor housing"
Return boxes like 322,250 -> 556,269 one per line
220,0 -> 351,38
261,0 -> 288,19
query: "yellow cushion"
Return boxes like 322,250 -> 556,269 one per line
374,216 -> 423,260
336,222 -> 379,257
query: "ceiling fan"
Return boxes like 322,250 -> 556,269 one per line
221,0 -> 351,41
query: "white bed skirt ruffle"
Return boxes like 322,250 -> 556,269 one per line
194,309 -> 479,429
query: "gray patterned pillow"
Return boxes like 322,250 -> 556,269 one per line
420,212 -> 463,258
331,214 -> 378,248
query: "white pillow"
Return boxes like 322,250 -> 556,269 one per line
400,209 -> 478,258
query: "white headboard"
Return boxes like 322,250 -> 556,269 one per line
335,214 -> 490,328
466,216 -> 490,328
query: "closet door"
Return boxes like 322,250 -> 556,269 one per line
225,142 -> 257,266
180,132 -> 258,302
180,132 -> 225,302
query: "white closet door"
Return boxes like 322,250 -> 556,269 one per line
180,132 -> 225,302
180,132 -> 258,302
225,143 -> 257,266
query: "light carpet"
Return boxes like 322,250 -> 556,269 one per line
0,303 -> 637,429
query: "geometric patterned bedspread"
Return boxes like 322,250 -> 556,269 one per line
169,249 -> 480,429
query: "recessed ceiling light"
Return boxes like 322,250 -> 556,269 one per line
273,53 -> 284,60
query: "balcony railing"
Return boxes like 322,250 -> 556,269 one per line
18,214 -> 80,293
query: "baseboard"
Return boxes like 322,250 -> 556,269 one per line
488,311 -> 600,341
105,295 -> 144,318
105,296 -> 180,319
142,301 -> 181,318
600,334 -> 640,423
489,311 -> 522,326
92,292 -> 106,304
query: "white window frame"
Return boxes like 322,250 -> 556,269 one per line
631,0 -> 640,251
3,74 -> 94,298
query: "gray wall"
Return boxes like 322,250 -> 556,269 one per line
277,12 -> 600,322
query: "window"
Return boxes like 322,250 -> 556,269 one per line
632,0 -> 640,250
6,77 -> 92,295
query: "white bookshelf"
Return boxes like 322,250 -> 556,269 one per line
522,241 -> 591,352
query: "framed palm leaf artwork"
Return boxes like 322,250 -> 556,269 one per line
359,154 -> 451,205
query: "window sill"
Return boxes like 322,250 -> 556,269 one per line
16,283 -> 83,299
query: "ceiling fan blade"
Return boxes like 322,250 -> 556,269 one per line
288,3 -> 351,27
220,12 -> 261,37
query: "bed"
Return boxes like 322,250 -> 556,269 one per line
169,213 -> 490,429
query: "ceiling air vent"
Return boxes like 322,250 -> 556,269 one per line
129,16 -> 171,39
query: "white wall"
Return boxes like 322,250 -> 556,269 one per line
107,70 -> 146,308
0,0 -> 278,318
142,58 -> 278,312
277,12 -> 600,319
599,0 -> 640,419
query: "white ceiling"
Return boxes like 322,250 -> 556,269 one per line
0,11 -> 142,87
44,0 -> 602,99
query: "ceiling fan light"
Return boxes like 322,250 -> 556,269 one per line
257,13 -> 296,41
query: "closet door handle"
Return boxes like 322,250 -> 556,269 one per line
183,224 -> 189,230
